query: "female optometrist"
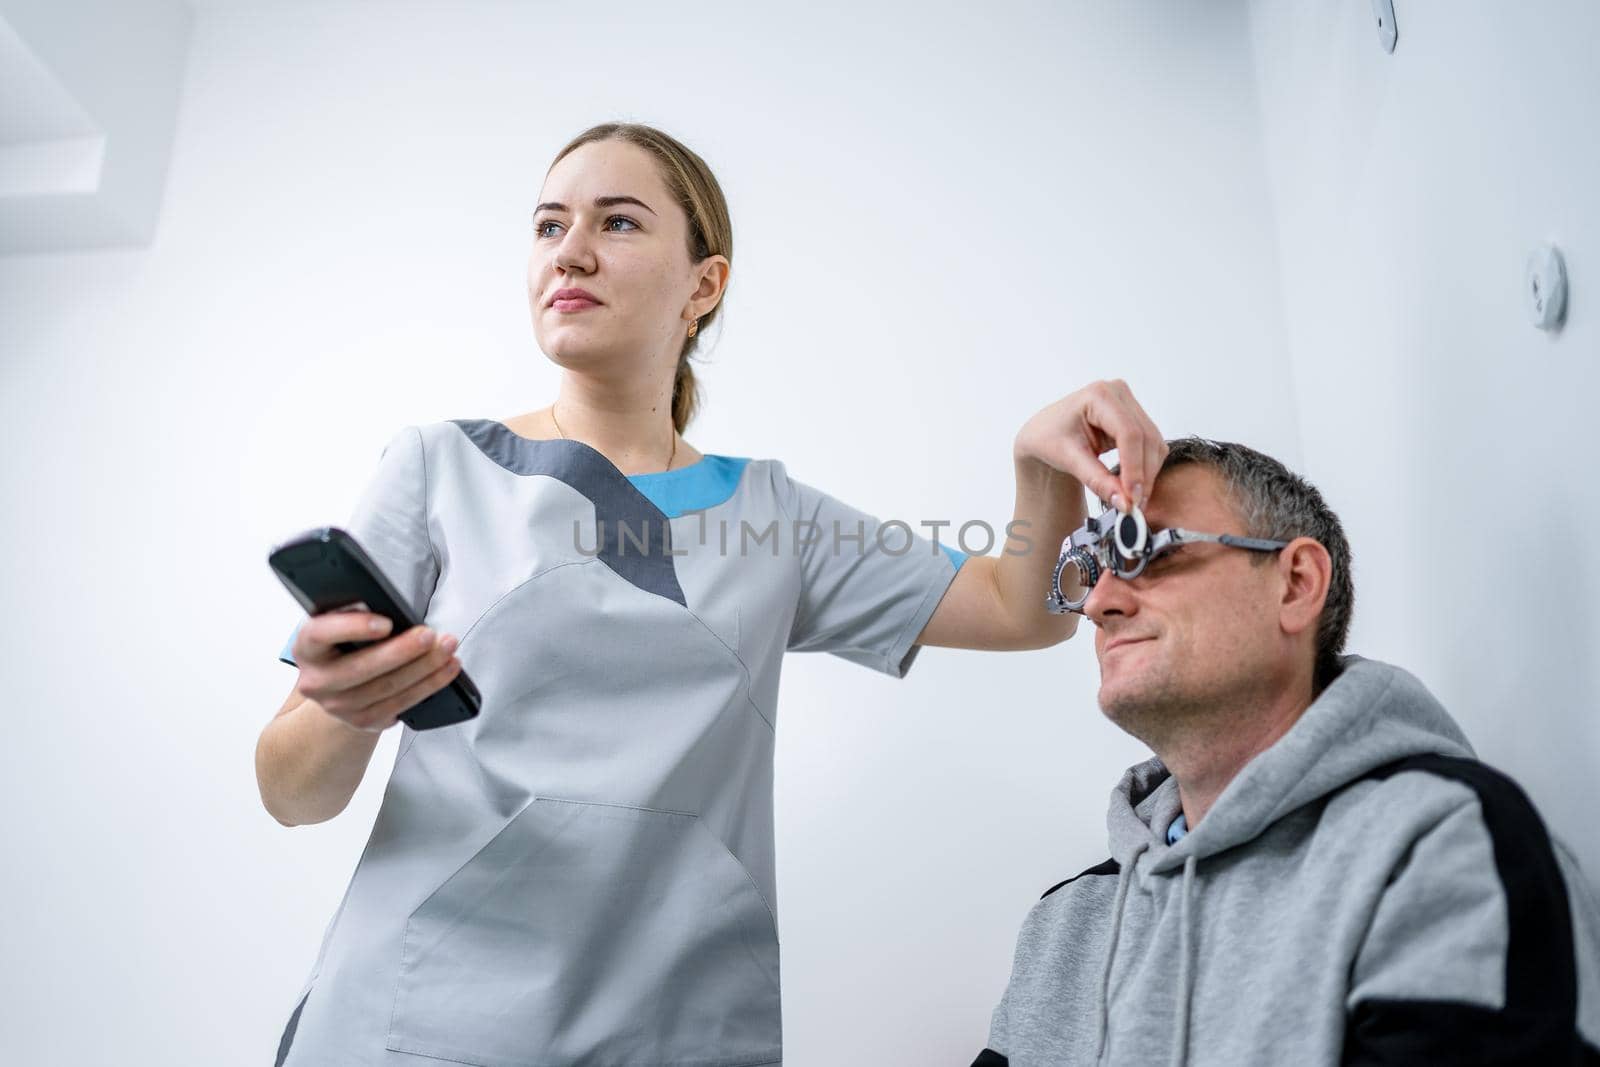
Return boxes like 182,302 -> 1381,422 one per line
255,122 -> 1167,1067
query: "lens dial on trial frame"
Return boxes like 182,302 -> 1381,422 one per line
1047,503 -> 1151,614
1049,545 -> 1099,613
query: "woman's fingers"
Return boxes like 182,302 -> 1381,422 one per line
343,655 -> 464,733
1086,381 -> 1156,509
1017,378 -> 1167,511
1043,429 -> 1127,509
1106,380 -> 1168,508
296,610 -> 399,669
294,611 -> 461,732
300,613 -> 434,686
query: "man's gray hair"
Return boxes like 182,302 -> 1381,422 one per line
1114,437 -> 1354,692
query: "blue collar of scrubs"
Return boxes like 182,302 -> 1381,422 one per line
1166,812 -> 1189,845
626,454 -> 750,518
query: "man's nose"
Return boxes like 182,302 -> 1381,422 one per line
1082,564 -> 1134,622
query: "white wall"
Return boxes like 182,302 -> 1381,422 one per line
1244,0 -> 1600,887
26,0 -> 1593,1063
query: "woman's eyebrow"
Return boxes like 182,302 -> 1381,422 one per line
534,195 -> 656,216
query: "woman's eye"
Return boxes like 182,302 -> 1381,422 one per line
533,216 -> 638,239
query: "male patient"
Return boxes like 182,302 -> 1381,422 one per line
973,438 -> 1600,1065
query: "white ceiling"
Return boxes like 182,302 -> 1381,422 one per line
0,0 -> 192,253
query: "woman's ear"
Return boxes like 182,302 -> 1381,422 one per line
1277,536 -> 1331,638
687,256 -> 730,317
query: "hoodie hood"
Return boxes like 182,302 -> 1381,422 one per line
1107,654 -> 1476,875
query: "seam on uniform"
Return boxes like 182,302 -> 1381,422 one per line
764,458 -> 915,671
396,727 -> 417,765
448,420 -> 688,606
882,558 -> 954,676
446,557 -> 608,800
453,556 -> 603,655
413,424 -> 441,579
768,460 -> 809,640
450,554 -> 777,736
769,457 -> 903,668
401,793 -> 782,1016
535,795 -> 699,818
690,813 -> 780,945
385,793 -> 563,1051
770,458 -> 950,676
678,598 -> 776,734
387,900 -> 418,1052
689,819 -> 782,993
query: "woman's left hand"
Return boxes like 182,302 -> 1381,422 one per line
1012,379 -> 1168,511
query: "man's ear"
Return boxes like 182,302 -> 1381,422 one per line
1277,536 -> 1331,637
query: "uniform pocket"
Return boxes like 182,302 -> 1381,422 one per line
385,796 -> 781,1067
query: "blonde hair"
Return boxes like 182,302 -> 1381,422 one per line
548,123 -> 733,433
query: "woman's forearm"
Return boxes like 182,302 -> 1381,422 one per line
992,451 -> 1089,648
255,699 -> 383,826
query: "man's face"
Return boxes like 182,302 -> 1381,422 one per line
1083,464 -> 1287,737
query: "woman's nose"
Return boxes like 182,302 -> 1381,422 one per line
553,226 -> 596,273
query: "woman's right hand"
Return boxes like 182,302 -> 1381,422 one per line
291,611 -> 462,733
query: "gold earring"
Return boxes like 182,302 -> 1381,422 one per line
687,318 -> 698,338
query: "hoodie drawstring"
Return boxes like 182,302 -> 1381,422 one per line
1095,841 -> 1148,1063
1168,853 -> 1198,1067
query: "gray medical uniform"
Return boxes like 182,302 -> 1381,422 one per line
272,419 -> 967,1066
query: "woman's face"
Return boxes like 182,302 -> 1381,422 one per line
528,139 -> 720,375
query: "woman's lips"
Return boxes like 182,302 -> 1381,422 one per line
552,298 -> 600,312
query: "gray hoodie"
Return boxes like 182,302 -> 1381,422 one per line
974,655 -> 1600,1066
